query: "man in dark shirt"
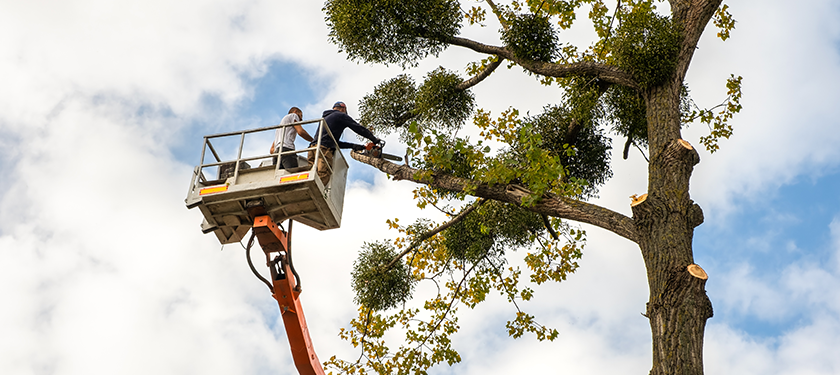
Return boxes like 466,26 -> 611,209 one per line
308,101 -> 381,184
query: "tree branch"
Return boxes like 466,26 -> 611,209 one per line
413,254 -> 486,353
351,152 -> 638,243
384,199 -> 487,270
485,0 -> 509,30
457,57 -> 505,90
672,0 -> 723,81
541,214 -> 559,241
447,36 -> 638,88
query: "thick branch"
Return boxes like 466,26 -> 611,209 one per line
447,35 -> 508,55
447,36 -> 637,88
457,57 -> 504,90
541,214 -> 559,241
352,152 -> 638,243
485,0 -> 509,30
672,0 -> 723,80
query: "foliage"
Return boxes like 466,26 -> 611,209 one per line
713,4 -> 736,41
351,241 -> 416,311
358,68 -> 474,142
359,75 -> 418,134
324,1 -> 742,374
416,68 -> 476,131
692,74 -> 743,153
327,203 -> 583,375
501,13 -> 559,62
323,0 -> 462,67
526,105 -> 612,197
525,0 -> 583,29
611,4 -> 682,89
465,5 -> 487,26
525,221 -> 585,284
477,118 -> 575,204
412,132 -> 484,184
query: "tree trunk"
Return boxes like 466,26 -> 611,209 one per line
631,82 -> 713,375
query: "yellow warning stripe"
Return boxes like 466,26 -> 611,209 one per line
199,185 -> 229,195
280,172 -> 309,184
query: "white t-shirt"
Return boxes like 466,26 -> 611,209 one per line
274,113 -> 300,150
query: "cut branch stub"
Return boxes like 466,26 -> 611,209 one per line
630,193 -> 669,239
659,138 -> 700,167
688,202 -> 704,228
630,193 -> 648,207
687,264 -> 708,280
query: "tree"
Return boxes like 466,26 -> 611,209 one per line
321,1 -> 741,374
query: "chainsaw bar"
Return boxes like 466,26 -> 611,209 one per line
352,143 -> 403,162
379,152 -> 402,162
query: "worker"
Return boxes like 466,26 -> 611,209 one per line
308,101 -> 381,184
271,107 -> 314,169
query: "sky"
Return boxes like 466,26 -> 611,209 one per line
1,1 -> 839,374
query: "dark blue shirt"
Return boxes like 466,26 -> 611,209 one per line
312,109 -> 378,149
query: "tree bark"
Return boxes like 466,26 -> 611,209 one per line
347,1 -> 724,372
634,80 -> 713,374
350,152 -> 639,243
628,1 -> 722,372
446,36 -> 638,88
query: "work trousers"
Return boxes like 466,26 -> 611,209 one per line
279,146 -> 298,169
307,145 -> 334,185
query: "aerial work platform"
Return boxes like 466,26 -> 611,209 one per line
184,117 -> 356,375
185,118 -> 348,244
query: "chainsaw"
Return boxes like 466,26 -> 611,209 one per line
352,141 -> 403,162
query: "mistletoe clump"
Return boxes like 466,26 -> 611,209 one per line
604,84 -> 648,147
444,201 -> 544,262
415,67 -> 475,131
358,74 -> 417,135
351,241 -> 416,311
359,68 -> 474,141
324,0 -> 462,67
501,13 -> 559,62
527,105 -> 612,197
612,7 -> 681,89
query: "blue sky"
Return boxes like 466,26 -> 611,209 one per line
697,170 -> 840,337
1,1 -> 839,374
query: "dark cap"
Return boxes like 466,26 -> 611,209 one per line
333,101 -> 346,109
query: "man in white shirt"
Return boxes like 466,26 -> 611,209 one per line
270,107 -> 314,169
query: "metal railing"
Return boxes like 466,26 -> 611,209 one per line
188,118 -> 341,194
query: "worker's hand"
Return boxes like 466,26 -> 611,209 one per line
375,138 -> 385,147
351,144 -> 365,151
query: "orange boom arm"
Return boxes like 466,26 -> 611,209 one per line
251,214 -> 325,375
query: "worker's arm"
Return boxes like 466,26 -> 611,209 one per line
294,124 -> 314,143
341,114 -> 380,145
270,142 -> 276,154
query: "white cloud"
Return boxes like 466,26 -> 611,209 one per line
704,215 -> 840,374
2,0 -> 840,374
706,313 -> 840,375
0,1 -> 341,374
715,263 -> 790,321
684,0 -> 840,221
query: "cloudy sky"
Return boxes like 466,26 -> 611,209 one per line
1,1 -> 839,374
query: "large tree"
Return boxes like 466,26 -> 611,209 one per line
321,1 -> 741,374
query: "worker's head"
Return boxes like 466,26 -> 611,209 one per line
288,106 -> 303,119
333,101 -> 347,113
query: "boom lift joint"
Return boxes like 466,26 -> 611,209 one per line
245,200 -> 324,375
